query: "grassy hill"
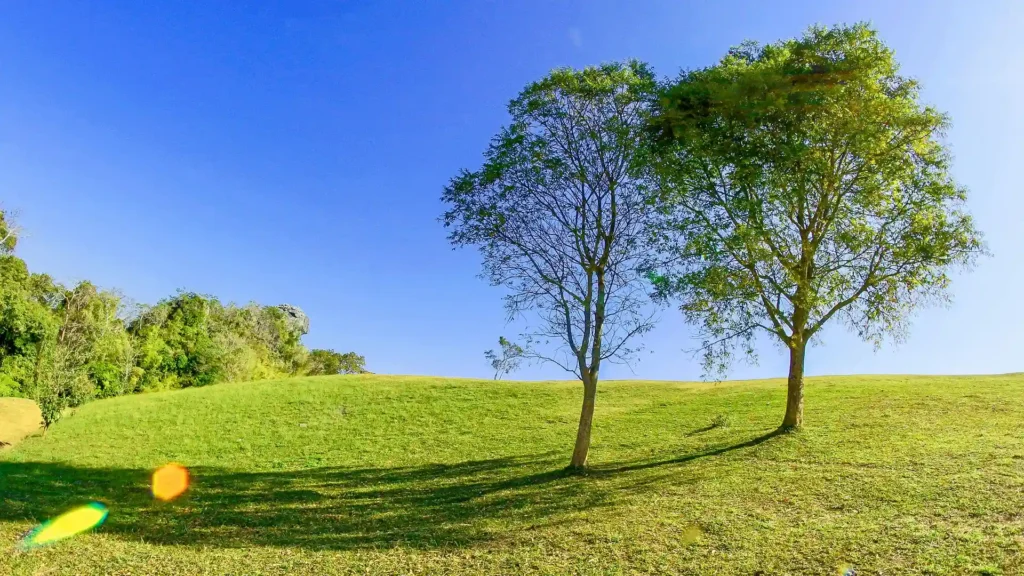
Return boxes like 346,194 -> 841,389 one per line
2,374 -> 1022,575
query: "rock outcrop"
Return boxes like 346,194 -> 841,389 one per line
277,304 -> 310,335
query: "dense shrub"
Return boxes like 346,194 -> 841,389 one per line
305,349 -> 367,375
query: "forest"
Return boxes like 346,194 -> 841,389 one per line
0,209 -> 365,427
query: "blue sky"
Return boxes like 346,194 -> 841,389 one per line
1,0 -> 1021,381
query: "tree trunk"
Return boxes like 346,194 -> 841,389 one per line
569,374 -> 598,470
781,340 -> 807,429
32,339 -> 45,398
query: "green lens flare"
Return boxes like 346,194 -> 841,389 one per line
19,502 -> 109,550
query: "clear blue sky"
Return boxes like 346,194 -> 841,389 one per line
1,1 -> 1021,381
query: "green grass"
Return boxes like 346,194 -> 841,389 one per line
0,397 -> 41,448
2,373 -> 1023,575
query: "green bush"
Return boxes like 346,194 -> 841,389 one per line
305,349 -> 367,375
38,369 -> 94,428
0,373 -> 19,396
88,361 -> 123,398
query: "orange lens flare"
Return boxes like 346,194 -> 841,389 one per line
151,464 -> 190,501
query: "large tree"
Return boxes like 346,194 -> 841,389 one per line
647,24 -> 985,429
442,62 -> 657,469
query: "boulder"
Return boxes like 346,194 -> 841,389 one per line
277,304 -> 310,335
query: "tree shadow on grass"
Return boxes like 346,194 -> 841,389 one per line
0,430 -> 785,551
591,428 -> 786,475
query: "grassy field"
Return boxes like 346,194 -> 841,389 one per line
1,374 -> 1022,575
0,397 -> 41,448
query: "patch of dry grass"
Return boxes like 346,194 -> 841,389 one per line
0,397 -> 41,448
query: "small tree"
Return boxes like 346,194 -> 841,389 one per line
647,24 -> 986,429
442,62 -> 658,469
0,208 -> 21,255
37,282 -> 104,428
305,349 -> 367,375
335,352 -> 366,375
484,336 -> 525,380
115,295 -> 144,394
37,341 -> 93,429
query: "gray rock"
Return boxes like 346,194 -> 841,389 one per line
277,304 -> 310,335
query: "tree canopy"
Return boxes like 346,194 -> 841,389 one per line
305,349 -> 367,376
646,23 -> 986,428
442,61 -> 658,468
0,208 -> 19,255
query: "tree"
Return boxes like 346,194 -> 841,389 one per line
37,281 -> 110,428
0,257 -> 52,360
305,349 -> 366,375
0,246 -> 54,397
0,208 -> 21,255
112,295 -> 144,395
442,62 -> 658,469
129,292 -> 226,389
211,303 -> 308,381
84,289 -> 138,398
335,352 -> 366,374
484,336 -> 525,380
646,24 -> 986,429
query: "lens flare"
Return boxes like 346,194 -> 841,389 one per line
19,502 -> 108,550
152,463 -> 190,501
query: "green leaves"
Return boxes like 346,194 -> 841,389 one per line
2,231 -> 369,407
305,349 -> 366,376
484,336 -> 526,380
129,293 -> 330,389
648,23 -> 986,375
441,61 -> 658,377
0,209 -> 18,255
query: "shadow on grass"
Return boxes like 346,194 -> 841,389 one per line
685,424 -> 719,437
592,428 -> 786,475
0,431 -> 785,551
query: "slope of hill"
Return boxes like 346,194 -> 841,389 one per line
2,374 -> 1022,575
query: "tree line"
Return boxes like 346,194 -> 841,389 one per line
447,23 -> 986,470
0,210 -> 366,428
